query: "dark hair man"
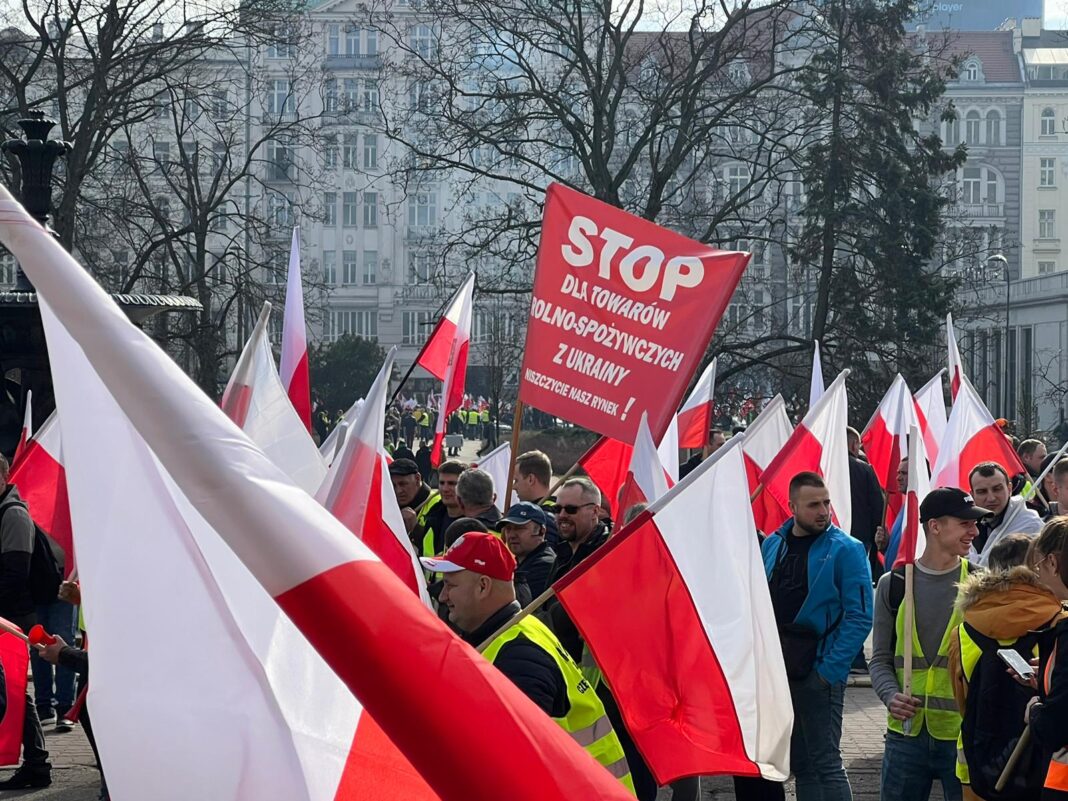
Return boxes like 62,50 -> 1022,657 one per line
968,462 -> 1042,566
761,472 -> 873,801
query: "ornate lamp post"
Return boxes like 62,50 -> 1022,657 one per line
0,109 -> 201,448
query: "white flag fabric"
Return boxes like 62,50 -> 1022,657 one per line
320,398 -> 364,465
809,340 -> 825,410
473,442 -> 516,512
221,303 -> 326,495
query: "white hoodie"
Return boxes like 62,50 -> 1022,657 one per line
970,495 -> 1044,567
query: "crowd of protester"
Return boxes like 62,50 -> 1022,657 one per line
2,416 -> 1068,801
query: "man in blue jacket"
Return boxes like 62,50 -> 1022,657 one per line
761,471 -> 873,801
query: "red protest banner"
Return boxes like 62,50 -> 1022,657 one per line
518,184 -> 749,443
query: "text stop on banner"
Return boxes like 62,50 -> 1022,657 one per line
518,184 -> 750,443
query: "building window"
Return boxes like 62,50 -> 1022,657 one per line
342,192 -> 358,227
328,310 -> 377,341
0,252 -> 16,286
365,29 -> 378,56
408,252 -> 434,283
408,191 -> 438,228
363,134 -> 378,169
945,115 -> 960,145
323,134 -> 338,168
726,165 -> 750,197
345,25 -> 360,56
363,191 -> 378,227
343,78 -> 359,111
323,192 -> 337,226
210,89 -> 229,120
326,23 -> 340,55
266,80 -> 294,116
153,141 -> 171,166
324,78 -> 338,112
961,167 -> 982,204
409,24 -> 434,58
361,79 -> 379,112
964,110 -> 981,145
342,250 -> 358,284
1041,158 -> 1056,187
1038,261 -> 1056,275
964,62 -> 979,81
342,134 -> 358,169
986,110 -> 1001,145
266,140 -> 292,181
266,193 -> 293,227
323,250 -> 336,284
402,311 -> 434,345
362,250 -> 377,285
1042,107 -> 1057,136
1040,209 -> 1056,239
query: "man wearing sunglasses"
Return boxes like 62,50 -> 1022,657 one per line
548,478 -> 609,585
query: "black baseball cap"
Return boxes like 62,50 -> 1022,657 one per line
919,487 -> 992,523
388,458 -> 420,477
500,501 -> 548,528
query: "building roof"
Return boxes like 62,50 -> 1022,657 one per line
940,30 -> 1021,82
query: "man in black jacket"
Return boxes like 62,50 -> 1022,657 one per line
501,502 -> 556,602
847,427 -> 885,582
0,455 -> 50,789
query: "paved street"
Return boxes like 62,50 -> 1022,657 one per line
0,722 -> 100,800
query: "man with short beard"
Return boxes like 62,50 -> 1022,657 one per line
968,461 -> 1042,566
412,460 -> 466,558
759,472 -> 872,801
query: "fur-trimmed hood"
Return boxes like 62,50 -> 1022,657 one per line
955,566 -> 1067,640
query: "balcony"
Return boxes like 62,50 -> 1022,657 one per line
398,283 -> 444,302
324,55 -> 382,71
955,202 -> 1004,218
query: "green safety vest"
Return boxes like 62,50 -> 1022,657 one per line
483,615 -> 635,793
415,492 -> 443,559
888,561 -> 968,741
480,409 -> 490,423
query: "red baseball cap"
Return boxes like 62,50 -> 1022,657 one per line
419,532 -> 516,581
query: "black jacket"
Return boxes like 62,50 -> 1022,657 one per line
1032,617 -> 1068,764
465,602 -> 568,717
0,486 -> 36,620
848,455 -> 883,550
515,541 -> 557,600
545,523 -> 611,662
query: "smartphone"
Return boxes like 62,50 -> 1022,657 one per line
998,648 -> 1035,679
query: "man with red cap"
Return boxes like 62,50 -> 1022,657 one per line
421,533 -> 633,791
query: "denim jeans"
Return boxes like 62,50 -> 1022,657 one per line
881,729 -> 961,801
29,601 -> 77,715
9,613 -> 49,769
790,671 -> 852,801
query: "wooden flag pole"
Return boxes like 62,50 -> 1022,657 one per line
545,463 -> 580,499
0,619 -> 29,643
901,562 -> 916,735
477,586 -> 556,652
750,483 -> 764,503
502,401 -> 525,515
996,727 -> 1031,792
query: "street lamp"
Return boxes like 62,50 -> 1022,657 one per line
988,253 -> 1009,418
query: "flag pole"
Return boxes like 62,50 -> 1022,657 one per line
545,463 -> 580,499
750,483 -> 763,503
996,727 -> 1031,791
901,562 -> 916,735
477,585 -> 555,652
389,359 -> 422,406
502,400 -> 525,516
1021,437 -> 1068,502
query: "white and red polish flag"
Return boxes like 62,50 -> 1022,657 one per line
316,349 -> 430,605
676,359 -> 717,449
616,413 -> 672,523
420,274 -> 475,467
280,227 -> 312,432
930,374 -> 1026,491
11,389 -> 32,469
320,397 -> 364,465
947,313 -> 966,401
740,395 -> 793,534
893,425 -> 930,568
809,340 -> 825,410
0,187 -> 633,801
554,438 -> 792,785
471,442 -> 515,512
221,302 -> 326,495
913,371 -> 947,467
760,370 -> 852,534
862,374 -> 918,494
577,437 -> 632,512
657,416 -> 680,484
8,412 -> 74,576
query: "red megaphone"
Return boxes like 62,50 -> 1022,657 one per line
28,625 -> 56,646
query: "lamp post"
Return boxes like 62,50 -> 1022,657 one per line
988,252 -> 1009,419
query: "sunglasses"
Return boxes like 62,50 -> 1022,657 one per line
554,502 -> 597,515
